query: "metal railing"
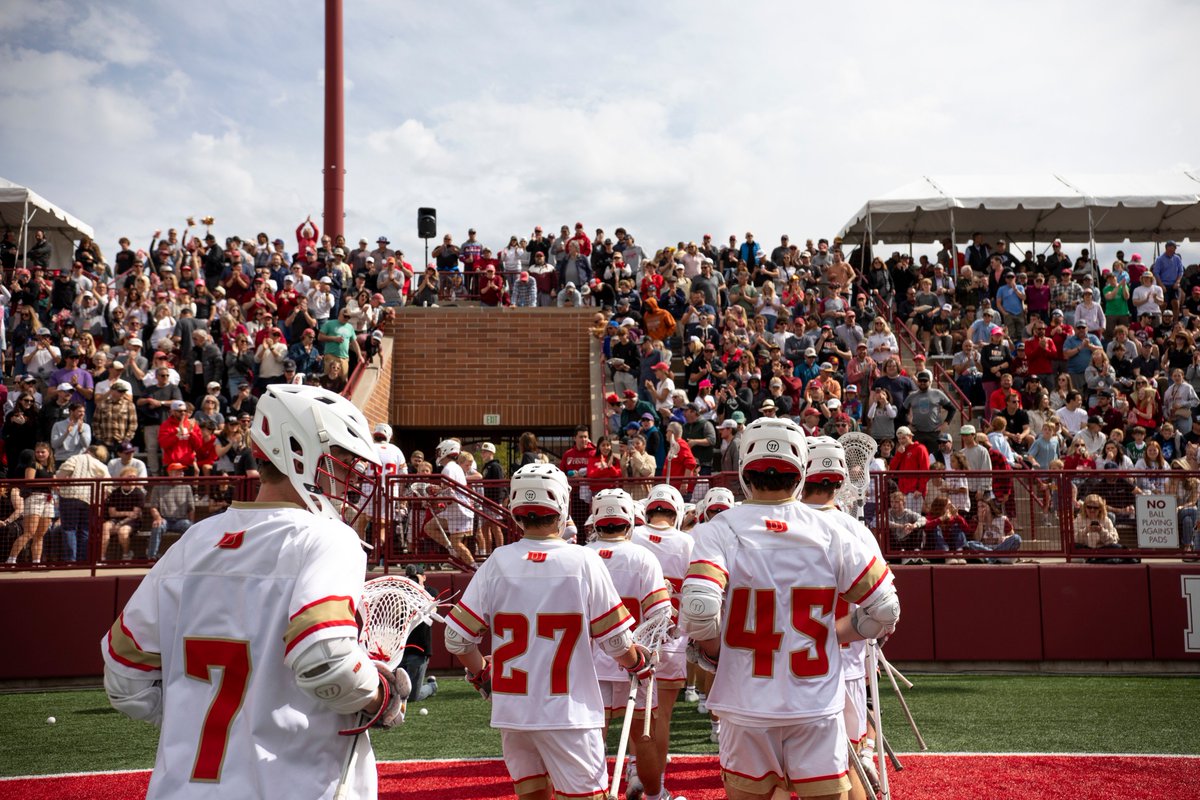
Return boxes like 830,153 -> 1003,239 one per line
4,469 -> 1194,573
872,289 -> 970,423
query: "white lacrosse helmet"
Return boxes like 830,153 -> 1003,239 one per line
697,487 -> 736,521
633,498 -> 647,526
508,463 -> 572,520
372,422 -> 393,442
250,385 -> 381,523
805,436 -> 848,485
435,439 -> 461,463
591,488 -> 636,531
738,417 -> 809,497
645,483 -> 685,523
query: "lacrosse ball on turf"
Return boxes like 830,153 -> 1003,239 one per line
419,707 -> 428,716
46,716 -> 56,724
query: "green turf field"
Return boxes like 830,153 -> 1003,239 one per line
1,675 -> 1196,777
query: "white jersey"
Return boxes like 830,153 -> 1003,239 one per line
375,442 -> 407,477
585,538 -> 671,681
684,499 -> 891,724
437,459 -> 474,528
804,501 -> 886,680
632,523 -> 693,661
445,534 -> 633,731
101,502 -> 376,800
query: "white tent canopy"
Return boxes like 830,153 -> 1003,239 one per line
838,173 -> 1200,247
0,177 -> 94,270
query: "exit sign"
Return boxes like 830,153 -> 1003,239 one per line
483,414 -> 500,426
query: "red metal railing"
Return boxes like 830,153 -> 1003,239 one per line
4,469 -> 1194,573
872,289 -> 969,422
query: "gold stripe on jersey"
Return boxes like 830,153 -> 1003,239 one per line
448,603 -> 488,637
589,603 -> 632,639
841,557 -> 890,605
641,587 -> 671,617
685,560 -> 729,590
554,790 -> 608,799
282,596 -> 357,656
107,615 -> 162,672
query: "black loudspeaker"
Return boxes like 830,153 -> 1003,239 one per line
417,208 -> 437,239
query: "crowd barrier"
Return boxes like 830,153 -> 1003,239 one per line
1,468 -> 1194,574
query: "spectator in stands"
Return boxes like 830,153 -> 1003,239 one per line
92,380 -> 137,451
108,441 -> 148,479
318,306 -> 360,377
1074,494 -> 1120,553
903,370 -> 955,450
146,463 -> 195,560
56,444 -> 110,561
158,399 -> 201,474
6,445 -> 54,564
3,395 -> 40,464
51,402 -> 91,462
138,364 -> 182,474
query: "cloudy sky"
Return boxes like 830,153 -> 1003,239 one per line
1,0 -> 1197,263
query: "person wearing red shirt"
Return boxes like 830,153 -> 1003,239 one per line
194,420 -> 220,474
585,436 -> 622,492
889,426 -> 930,500
640,270 -> 664,301
1023,322 -> 1058,381
478,265 -> 506,307
275,275 -> 301,321
569,222 -> 592,257
158,400 -> 203,473
986,374 -> 1022,418
1047,311 -> 1070,373
662,421 -> 698,495
559,426 -> 596,476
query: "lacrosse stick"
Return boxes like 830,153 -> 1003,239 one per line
881,649 -> 926,750
608,611 -> 675,799
847,737 -> 879,796
837,432 -> 877,521
881,732 -> 904,771
334,576 -> 444,800
877,649 -> 914,689
866,641 -> 890,800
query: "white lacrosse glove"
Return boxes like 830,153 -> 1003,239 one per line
685,639 -> 719,673
339,662 -> 410,735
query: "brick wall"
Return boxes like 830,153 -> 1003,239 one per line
388,307 -> 595,430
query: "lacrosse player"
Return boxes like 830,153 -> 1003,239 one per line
680,418 -> 900,800
688,486 -> 735,739
443,464 -> 652,800
802,436 -> 890,798
424,438 -> 475,566
101,385 -> 407,800
629,483 -> 695,800
585,489 -> 675,794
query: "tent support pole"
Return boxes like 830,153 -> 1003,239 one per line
949,208 -> 957,278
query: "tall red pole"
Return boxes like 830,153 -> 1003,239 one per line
323,0 -> 345,239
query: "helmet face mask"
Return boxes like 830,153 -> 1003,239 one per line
250,385 -> 381,523
590,488 -> 635,537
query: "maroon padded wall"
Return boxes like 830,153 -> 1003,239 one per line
1039,565 -> 1153,660
931,566 -> 1043,660
885,566 -> 934,661
0,577 -> 116,679
1148,564 -> 1200,661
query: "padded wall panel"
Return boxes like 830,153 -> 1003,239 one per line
1039,565 -> 1151,660
0,577 -> 117,679
932,566 -> 1042,660
1148,564 -> 1200,660
882,566 -> 934,661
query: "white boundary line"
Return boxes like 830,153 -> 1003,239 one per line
5,752 -> 1198,781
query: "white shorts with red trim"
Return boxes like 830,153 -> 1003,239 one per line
717,712 -> 851,798
500,727 -> 608,799
843,677 -> 868,744
600,679 -> 655,721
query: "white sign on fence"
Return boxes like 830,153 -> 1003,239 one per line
1135,495 -> 1179,549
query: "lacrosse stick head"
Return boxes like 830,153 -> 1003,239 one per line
359,576 -> 439,670
836,432 -> 877,514
632,609 -> 676,660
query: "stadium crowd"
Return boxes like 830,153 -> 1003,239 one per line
2,217 -> 1198,564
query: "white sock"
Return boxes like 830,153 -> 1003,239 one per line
5,557 -> 14,564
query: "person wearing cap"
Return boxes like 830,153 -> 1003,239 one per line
92,379 -> 138,452
890,426 -> 930,504
1062,321 -> 1102,391
158,398 -> 201,475
681,402 -> 717,474
1152,240 -> 1184,314
22,326 -> 62,382
5,375 -> 42,417
145,462 -> 196,559
902,369 -> 956,450
1132,268 -> 1165,321
995,264 -> 1027,337
107,440 -> 149,479
716,417 -> 742,473
318,304 -> 362,379
619,390 -> 656,430
48,348 -> 95,405
377,251 -> 410,307
475,441 -> 506,556
637,412 -> 664,471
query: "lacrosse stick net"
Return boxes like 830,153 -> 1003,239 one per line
335,576 -> 446,800
836,432 -> 877,521
359,575 -> 444,669
609,609 -> 677,799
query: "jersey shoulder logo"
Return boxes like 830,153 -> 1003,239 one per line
526,551 -> 548,563
764,519 -> 788,533
649,534 -> 662,543
598,549 -> 613,559
216,530 -> 245,549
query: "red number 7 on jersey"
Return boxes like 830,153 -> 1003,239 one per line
184,638 -> 252,782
